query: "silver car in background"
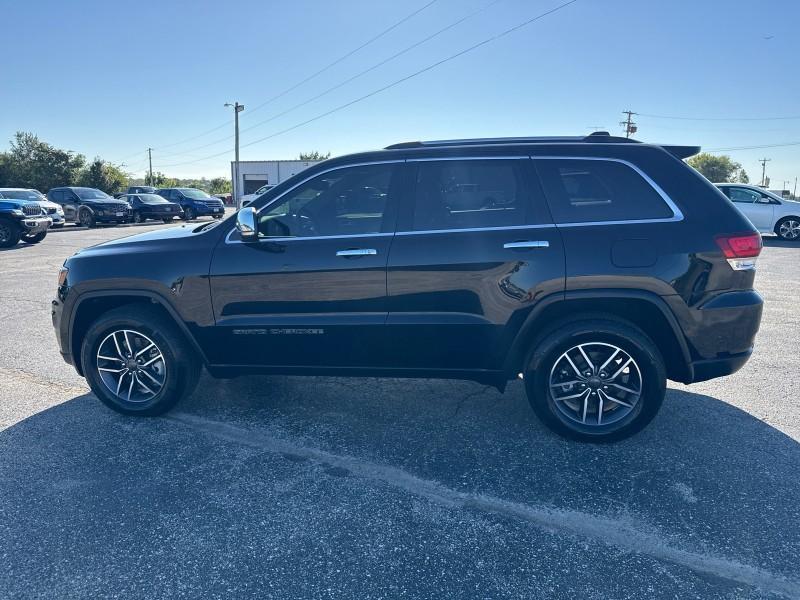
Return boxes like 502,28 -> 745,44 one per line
717,183 -> 800,241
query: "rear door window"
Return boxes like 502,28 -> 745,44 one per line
535,158 -> 674,224
408,159 -> 529,231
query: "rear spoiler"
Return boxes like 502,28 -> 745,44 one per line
661,145 -> 701,159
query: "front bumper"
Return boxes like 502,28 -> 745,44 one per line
192,205 -> 224,216
21,217 -> 52,233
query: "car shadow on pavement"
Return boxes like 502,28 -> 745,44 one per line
1,378 -> 798,596
763,237 -> 800,248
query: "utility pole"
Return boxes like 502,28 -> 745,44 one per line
225,102 -> 245,208
620,110 -> 638,138
793,177 -> 797,199
759,157 -> 771,187
147,148 -> 153,186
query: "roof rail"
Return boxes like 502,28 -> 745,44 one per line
385,133 -> 640,150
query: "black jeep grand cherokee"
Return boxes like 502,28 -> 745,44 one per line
52,134 -> 763,441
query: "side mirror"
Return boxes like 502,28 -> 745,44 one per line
757,197 -> 772,204
236,207 -> 258,241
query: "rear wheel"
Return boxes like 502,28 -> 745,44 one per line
0,219 -> 21,248
132,211 -> 144,224
524,318 -> 666,442
776,217 -> 800,241
78,209 -> 96,228
162,218 -> 173,224
81,305 -> 201,416
21,230 -> 47,244
183,207 -> 196,220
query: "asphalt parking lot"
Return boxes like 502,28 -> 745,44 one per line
0,220 -> 798,599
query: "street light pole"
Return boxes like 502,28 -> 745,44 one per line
225,102 -> 245,208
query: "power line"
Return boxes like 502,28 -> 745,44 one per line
156,0 -> 579,169
639,112 -> 800,122
706,141 -> 800,152
235,0 -> 505,141
245,0 -> 440,118
150,0 -> 439,152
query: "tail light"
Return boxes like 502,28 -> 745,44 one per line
715,233 -> 762,271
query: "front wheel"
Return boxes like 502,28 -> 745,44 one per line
776,217 -> 800,241
183,207 -> 196,220
80,305 -> 201,416
162,218 -> 173,224
78,209 -> 96,228
133,211 -> 144,224
0,219 -> 21,248
524,318 -> 666,442
22,230 -> 47,244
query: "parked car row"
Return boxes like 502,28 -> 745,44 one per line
0,184 -> 226,248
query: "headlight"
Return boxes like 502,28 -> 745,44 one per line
10,208 -> 23,216
56,207 -> 64,215
95,209 -> 105,216
57,266 -> 69,288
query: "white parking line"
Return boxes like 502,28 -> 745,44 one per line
170,411 -> 800,599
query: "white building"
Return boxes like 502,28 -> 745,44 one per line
231,160 -> 322,199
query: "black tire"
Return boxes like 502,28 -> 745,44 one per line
133,211 -> 144,224
22,230 -> 47,244
80,304 -> 201,416
162,218 -> 173,224
0,219 -> 21,248
524,317 -> 666,443
775,217 -> 800,241
183,207 -> 196,220
78,208 -> 96,228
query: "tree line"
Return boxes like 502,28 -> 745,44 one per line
0,132 -> 231,195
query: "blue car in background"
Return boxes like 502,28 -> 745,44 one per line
155,188 -> 225,221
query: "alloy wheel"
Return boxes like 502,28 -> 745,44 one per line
779,219 -> 800,240
548,342 -> 642,427
96,329 -> 167,403
0,222 -> 10,243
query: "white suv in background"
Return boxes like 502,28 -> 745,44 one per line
239,184 -> 275,208
717,183 -> 800,241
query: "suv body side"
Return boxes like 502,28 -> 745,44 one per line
53,142 -> 761,389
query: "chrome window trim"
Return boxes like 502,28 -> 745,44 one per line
225,155 -> 684,243
225,159 -> 404,244
395,223 -> 554,237
532,156 -> 684,226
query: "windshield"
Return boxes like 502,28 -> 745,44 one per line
0,189 -> 45,201
138,194 -> 169,204
180,189 -> 210,199
76,188 -> 111,200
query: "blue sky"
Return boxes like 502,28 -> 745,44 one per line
3,0 -> 799,189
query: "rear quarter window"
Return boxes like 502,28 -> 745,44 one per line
535,158 -> 675,224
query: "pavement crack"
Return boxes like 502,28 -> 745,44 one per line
167,411 -> 800,599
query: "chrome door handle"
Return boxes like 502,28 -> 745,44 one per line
503,240 -> 550,249
336,248 -> 378,257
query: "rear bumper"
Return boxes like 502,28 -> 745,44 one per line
676,289 -> 762,383
686,350 -> 752,383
